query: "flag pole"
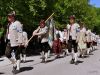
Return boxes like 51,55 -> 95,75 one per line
45,13 -> 54,23
26,13 -> 55,45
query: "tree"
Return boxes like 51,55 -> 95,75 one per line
0,0 -> 100,33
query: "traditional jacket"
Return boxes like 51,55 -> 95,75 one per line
67,23 -> 80,40
9,21 -> 23,47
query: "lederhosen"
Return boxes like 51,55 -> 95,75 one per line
68,36 -> 77,53
20,45 -> 26,55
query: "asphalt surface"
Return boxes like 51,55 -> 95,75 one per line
0,46 -> 100,75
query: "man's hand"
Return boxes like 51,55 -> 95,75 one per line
25,42 -> 28,47
32,32 -> 38,36
18,43 -> 23,47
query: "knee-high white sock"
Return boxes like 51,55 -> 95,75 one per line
93,46 -> 95,50
74,53 -> 78,62
70,52 -> 74,59
47,50 -> 50,58
66,49 -> 69,54
45,53 -> 48,61
41,51 -> 45,58
62,49 -> 65,56
16,60 -> 20,70
94,46 -> 97,49
90,47 -> 92,51
87,48 -> 90,54
20,54 -> 23,61
23,54 -> 26,62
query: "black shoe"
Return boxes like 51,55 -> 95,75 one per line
75,61 -> 78,65
21,60 -> 24,63
63,52 -> 67,57
12,66 -> 17,73
23,61 -> 26,63
40,57 -> 43,59
41,57 -> 45,63
12,70 -> 20,74
79,55 -> 82,58
47,56 -> 50,58
21,60 -> 26,63
70,59 -> 75,64
55,55 -> 60,59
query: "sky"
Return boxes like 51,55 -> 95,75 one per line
90,0 -> 100,8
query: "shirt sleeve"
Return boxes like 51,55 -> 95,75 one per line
16,21 -> 23,44
37,26 -> 48,36
33,26 -> 40,33
24,32 -> 28,44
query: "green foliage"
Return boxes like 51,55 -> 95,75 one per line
0,0 -> 100,34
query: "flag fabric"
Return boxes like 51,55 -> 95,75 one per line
46,18 -> 55,48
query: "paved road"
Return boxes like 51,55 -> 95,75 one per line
0,46 -> 100,75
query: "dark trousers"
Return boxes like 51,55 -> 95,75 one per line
40,42 -> 50,52
68,40 -> 78,53
5,42 -> 20,60
20,45 -> 26,55
86,42 -> 92,48
62,40 -> 67,49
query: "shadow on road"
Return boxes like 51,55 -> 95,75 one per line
44,59 -> 55,64
0,59 -> 4,62
23,60 -> 34,63
77,60 -> 84,63
0,72 -> 4,75
83,55 -> 90,58
19,66 -> 33,73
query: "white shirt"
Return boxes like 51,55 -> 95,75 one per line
22,31 -> 28,46
59,31 -> 63,42
55,30 -> 63,42
38,26 -> 48,43
86,29 -> 92,42
67,23 -> 80,40
9,21 -> 23,47
80,27 -> 86,33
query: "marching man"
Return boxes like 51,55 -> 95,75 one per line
32,20 -> 50,63
67,15 -> 80,65
91,32 -> 97,51
5,11 -> 23,74
20,31 -> 28,63
86,29 -> 92,55
62,28 -> 68,56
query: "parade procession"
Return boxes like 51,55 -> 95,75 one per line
0,0 -> 100,75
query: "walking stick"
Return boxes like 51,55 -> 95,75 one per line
26,13 -> 55,45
